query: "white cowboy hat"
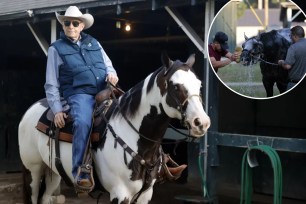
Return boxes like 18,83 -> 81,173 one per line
55,6 -> 94,29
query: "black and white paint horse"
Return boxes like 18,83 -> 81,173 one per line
240,28 -> 292,97
18,53 -> 210,204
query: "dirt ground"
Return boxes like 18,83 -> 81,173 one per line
1,172 -> 305,204
61,181 -> 204,204
0,172 -> 205,204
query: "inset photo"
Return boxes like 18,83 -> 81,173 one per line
207,0 -> 306,99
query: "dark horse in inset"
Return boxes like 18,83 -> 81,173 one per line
240,29 -> 292,97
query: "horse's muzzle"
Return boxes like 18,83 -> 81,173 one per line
240,51 -> 251,66
186,116 -> 210,137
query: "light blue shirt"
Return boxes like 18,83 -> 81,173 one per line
44,41 -> 117,114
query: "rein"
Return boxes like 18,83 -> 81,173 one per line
251,54 -> 279,66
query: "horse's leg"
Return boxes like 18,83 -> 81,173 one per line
22,166 -> 33,204
26,164 -> 46,204
134,188 -> 153,204
262,77 -> 274,97
108,185 -> 153,204
41,168 -> 62,204
109,186 -> 132,204
276,79 -> 288,94
111,198 -> 129,204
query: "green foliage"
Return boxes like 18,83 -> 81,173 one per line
243,0 -> 287,8
237,2 -> 248,19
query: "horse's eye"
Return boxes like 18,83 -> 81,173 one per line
174,85 -> 179,91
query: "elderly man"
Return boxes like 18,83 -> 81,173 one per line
278,25 -> 306,90
44,6 -> 118,191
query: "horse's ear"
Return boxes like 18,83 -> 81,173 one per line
186,54 -> 195,68
161,51 -> 171,68
161,51 -> 173,75
244,32 -> 249,40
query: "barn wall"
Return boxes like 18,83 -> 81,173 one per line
0,24 -> 46,172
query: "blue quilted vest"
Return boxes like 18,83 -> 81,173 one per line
52,32 -> 107,98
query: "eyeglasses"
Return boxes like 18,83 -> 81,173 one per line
63,20 -> 80,27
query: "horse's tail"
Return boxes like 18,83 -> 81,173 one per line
22,165 -> 46,204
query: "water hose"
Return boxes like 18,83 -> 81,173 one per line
198,151 -> 210,199
240,145 -> 282,204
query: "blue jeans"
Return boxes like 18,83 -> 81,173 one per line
67,94 -> 95,178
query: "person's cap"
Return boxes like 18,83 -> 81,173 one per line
214,31 -> 229,51
55,6 -> 94,29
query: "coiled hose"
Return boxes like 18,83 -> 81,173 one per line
240,145 -> 282,204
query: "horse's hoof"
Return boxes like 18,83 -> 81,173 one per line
42,195 -> 54,204
52,195 -> 65,204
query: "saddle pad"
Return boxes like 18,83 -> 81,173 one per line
36,108 -> 100,143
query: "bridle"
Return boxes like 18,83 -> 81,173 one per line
243,50 -> 279,66
250,53 -> 279,66
167,88 -> 202,128
242,38 -> 279,66
163,63 -> 202,129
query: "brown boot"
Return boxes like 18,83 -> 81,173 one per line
168,164 -> 187,177
74,165 -> 95,194
77,178 -> 93,187
75,178 -> 93,198
157,153 -> 187,183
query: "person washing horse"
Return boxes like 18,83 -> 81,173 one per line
208,31 -> 241,72
278,25 -> 306,90
44,6 -> 119,192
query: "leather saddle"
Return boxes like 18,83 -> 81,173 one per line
36,87 -> 118,143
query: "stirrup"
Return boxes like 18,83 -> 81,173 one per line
74,164 -> 95,193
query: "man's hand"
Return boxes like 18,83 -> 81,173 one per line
54,112 -> 68,128
106,73 -> 119,85
231,52 -> 239,61
278,60 -> 292,70
278,60 -> 284,66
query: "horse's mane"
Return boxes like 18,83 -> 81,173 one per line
112,67 -> 163,119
